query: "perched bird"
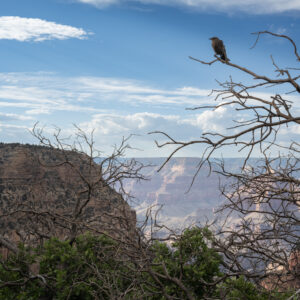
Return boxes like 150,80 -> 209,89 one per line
209,37 -> 229,61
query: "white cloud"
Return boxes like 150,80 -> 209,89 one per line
79,112 -> 181,135
0,112 -> 32,121
73,76 -> 211,105
0,16 -> 89,42
76,0 -> 300,14
0,72 -> 211,117
78,0 -> 119,8
1,72 -> 300,157
76,112 -> 203,156
0,72 -> 214,155
183,106 -> 229,132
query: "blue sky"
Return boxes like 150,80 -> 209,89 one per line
0,0 -> 300,157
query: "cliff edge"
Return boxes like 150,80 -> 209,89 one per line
0,143 -> 136,254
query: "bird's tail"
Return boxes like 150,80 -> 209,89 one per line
221,54 -> 230,61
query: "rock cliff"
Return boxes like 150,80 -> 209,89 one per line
0,143 -> 136,253
126,157 -> 225,229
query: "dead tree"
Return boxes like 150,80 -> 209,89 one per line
151,31 -> 300,292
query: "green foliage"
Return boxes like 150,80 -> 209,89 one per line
0,244 -> 43,300
218,276 -> 295,300
39,237 -> 94,299
149,227 -> 223,299
0,234 -> 135,299
0,229 -> 297,299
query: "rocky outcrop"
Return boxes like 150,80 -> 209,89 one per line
261,247 -> 300,291
0,143 -> 136,254
126,157 -> 224,229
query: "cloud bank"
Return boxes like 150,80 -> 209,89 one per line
0,16 -> 89,42
76,0 -> 300,14
1,72 -> 300,157
0,72 -> 220,156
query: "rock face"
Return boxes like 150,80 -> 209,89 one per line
261,247 -> 300,291
127,157 -> 299,229
125,157 -> 226,229
0,143 -> 136,253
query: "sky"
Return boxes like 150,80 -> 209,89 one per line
0,0 -> 300,157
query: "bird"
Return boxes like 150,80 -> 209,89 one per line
209,37 -> 229,61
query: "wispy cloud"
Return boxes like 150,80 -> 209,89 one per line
76,0 -> 300,14
78,0 -> 119,8
1,72 -> 300,156
0,112 -> 32,121
0,72 -> 216,155
0,72 -> 211,117
0,16 -> 89,42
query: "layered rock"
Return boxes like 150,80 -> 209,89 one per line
261,247 -> 300,291
125,157 -> 224,229
0,143 -> 136,254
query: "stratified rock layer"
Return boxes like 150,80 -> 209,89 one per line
0,143 -> 136,254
